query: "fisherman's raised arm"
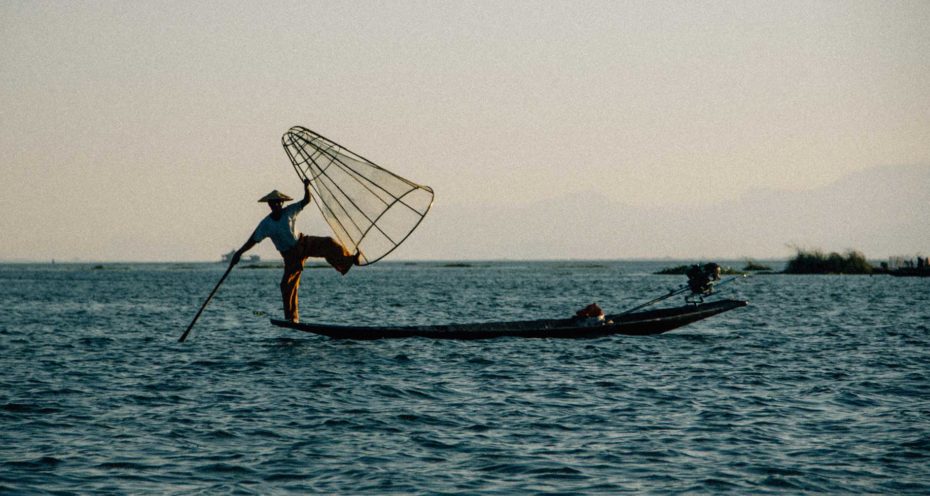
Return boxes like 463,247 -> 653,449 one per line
300,178 -> 312,207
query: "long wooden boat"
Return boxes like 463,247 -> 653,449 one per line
270,299 -> 748,340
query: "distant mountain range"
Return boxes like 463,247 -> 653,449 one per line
403,164 -> 929,260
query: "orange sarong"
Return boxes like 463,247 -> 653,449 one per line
280,235 -> 354,322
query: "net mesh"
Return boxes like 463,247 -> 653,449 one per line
281,126 -> 434,266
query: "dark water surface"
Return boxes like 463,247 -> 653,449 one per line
1,261 -> 928,494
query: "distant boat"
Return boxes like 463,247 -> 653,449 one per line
220,250 -> 260,264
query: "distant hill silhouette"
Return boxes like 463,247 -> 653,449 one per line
404,164 -> 930,260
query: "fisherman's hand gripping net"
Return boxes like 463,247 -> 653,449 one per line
281,126 -> 434,266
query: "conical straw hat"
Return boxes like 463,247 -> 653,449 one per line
258,190 -> 293,203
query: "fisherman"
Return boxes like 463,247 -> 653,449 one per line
229,178 -> 359,322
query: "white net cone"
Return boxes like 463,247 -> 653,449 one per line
281,126 -> 434,266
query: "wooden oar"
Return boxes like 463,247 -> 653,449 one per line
178,264 -> 235,343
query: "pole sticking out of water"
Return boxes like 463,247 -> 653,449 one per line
178,264 -> 235,343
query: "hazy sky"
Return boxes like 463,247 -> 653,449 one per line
2,1 -> 928,261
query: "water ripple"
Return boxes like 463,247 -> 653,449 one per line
1,263 -> 928,494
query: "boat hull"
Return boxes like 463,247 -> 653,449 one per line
270,299 -> 748,340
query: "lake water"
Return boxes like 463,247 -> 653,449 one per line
1,261 -> 928,494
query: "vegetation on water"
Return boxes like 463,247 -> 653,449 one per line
241,263 -> 284,269
783,248 -> 873,274
742,260 -> 772,272
656,250 -> 876,276
90,264 -> 130,271
561,263 -> 610,269
654,265 -> 690,275
655,264 -> 744,276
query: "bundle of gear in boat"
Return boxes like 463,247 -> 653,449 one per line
685,262 -> 722,301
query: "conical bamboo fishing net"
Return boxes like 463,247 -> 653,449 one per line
281,126 -> 434,266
